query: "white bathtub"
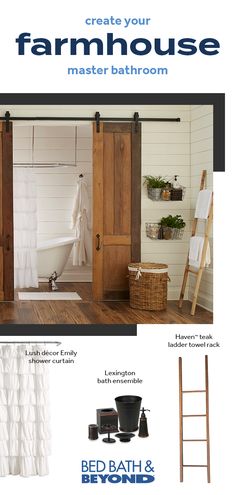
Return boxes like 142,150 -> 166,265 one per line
37,236 -> 78,278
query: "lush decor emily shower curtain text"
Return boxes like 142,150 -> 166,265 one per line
14,168 -> 38,288
0,345 -> 50,477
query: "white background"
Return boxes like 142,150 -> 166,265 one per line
0,0 -> 231,93
0,0 -> 235,493
0,332 -> 227,494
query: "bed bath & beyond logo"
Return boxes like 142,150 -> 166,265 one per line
81,460 -> 155,484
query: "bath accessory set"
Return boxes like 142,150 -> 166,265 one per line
89,396 -> 150,445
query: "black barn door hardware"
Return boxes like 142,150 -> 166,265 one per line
96,234 -> 101,251
1,111 -> 181,134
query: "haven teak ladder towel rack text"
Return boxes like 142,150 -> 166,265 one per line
178,169 -> 213,315
179,355 -> 211,483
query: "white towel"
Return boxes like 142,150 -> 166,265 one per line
71,177 -> 92,266
194,189 -> 212,219
189,236 -> 211,269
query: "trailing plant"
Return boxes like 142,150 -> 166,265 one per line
143,175 -> 167,189
158,214 -> 186,229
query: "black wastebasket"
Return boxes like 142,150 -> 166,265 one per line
115,395 -> 142,432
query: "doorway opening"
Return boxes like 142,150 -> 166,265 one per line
0,119 -> 141,303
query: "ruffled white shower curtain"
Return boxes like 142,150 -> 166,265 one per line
0,345 -> 50,477
14,169 -> 38,288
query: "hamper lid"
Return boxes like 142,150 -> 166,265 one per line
128,262 -> 168,273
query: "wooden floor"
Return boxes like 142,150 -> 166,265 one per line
0,283 -> 213,325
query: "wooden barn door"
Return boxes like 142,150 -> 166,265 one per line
93,122 -> 141,301
0,122 -> 14,301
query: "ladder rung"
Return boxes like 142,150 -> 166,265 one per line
183,439 -> 207,442
187,268 -> 199,275
183,465 -> 208,468
182,414 -> 206,417
182,390 -> 206,393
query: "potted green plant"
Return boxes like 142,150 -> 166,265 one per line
158,214 -> 186,240
143,175 -> 167,201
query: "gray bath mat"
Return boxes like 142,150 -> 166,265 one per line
18,292 -> 82,301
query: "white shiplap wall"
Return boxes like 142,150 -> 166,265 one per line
7,104 -> 212,304
189,105 -> 213,311
141,107 -> 191,300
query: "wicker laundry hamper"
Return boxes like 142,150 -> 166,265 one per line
128,262 -> 169,311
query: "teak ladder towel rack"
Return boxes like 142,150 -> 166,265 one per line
178,169 -> 213,315
179,355 -> 211,483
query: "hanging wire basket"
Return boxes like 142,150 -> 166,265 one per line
147,186 -> 186,201
146,223 -> 185,240
162,227 -> 185,240
145,223 -> 161,239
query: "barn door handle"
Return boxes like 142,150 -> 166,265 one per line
96,233 -> 101,251
5,235 -> 11,251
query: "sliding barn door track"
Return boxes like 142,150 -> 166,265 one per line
1,111 -> 180,133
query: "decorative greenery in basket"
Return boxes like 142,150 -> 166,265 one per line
143,175 -> 167,201
159,214 -> 186,229
143,175 -> 167,189
158,215 -> 186,240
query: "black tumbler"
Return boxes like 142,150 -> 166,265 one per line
115,395 -> 142,432
88,424 -> 99,440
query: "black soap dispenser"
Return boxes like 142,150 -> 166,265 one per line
138,408 -> 150,438
171,175 -> 183,200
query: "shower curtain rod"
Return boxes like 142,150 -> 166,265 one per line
13,163 -> 77,168
0,341 -> 62,345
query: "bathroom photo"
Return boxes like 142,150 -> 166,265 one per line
0,104 -> 214,324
